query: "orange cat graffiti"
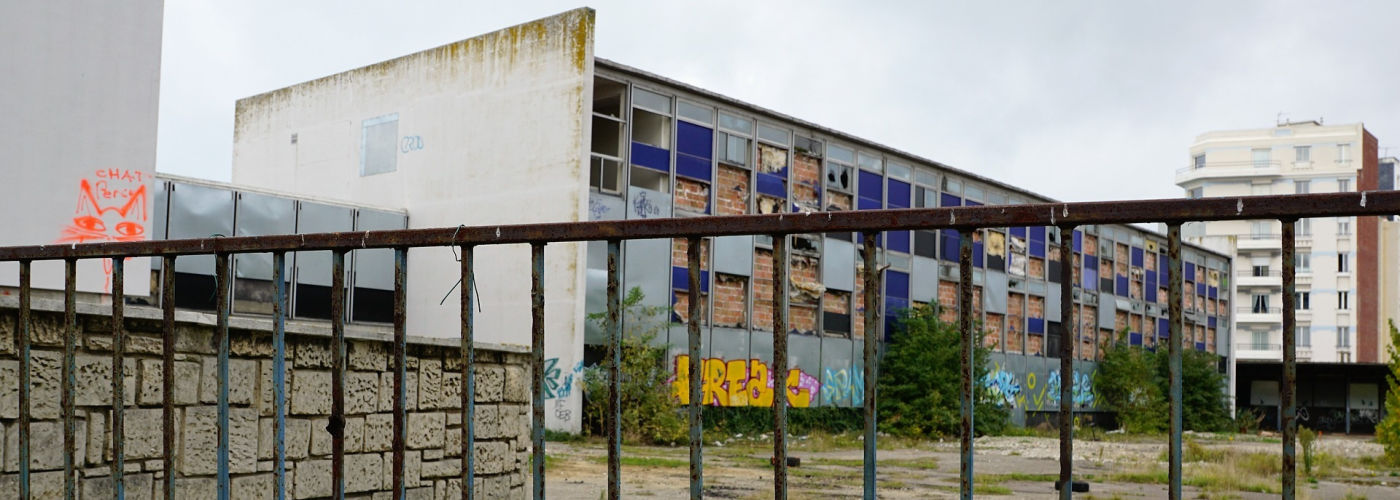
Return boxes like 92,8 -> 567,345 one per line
55,171 -> 150,290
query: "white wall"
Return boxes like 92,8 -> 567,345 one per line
0,0 -> 163,295
231,9 -> 596,432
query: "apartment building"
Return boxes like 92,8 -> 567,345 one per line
1178,121 -> 1394,432
226,9 -> 1235,431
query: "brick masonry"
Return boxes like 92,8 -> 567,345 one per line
0,300 -> 533,500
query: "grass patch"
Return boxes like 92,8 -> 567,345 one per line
979,472 -> 1061,484
544,429 -> 587,442
587,455 -> 690,468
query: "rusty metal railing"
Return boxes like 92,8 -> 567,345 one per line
2,191 -> 1396,499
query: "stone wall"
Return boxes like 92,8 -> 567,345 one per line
0,297 -> 532,499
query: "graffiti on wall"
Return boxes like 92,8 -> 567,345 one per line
982,361 -> 1098,411
670,355 -> 820,408
55,169 -> 149,291
543,357 -> 583,400
819,367 -> 865,406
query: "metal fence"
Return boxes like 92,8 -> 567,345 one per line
1,191 -> 1395,500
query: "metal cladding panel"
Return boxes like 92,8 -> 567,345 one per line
708,326 -> 750,361
671,267 -> 710,293
1045,283 -> 1061,322
352,208 -> 406,290
295,201 -> 353,287
1158,317 -> 1170,338
885,297 -> 908,340
630,142 -> 670,172
584,194 -> 626,346
1098,292 -> 1116,329
749,329 -> 775,366
676,121 -> 713,159
232,191 -> 295,282
887,179 -> 911,207
858,171 -> 883,201
984,271 -> 1008,314
789,334 -> 823,405
624,187 -> 673,329
168,182 -> 235,275
911,256 -> 939,302
1145,270 -> 1157,298
676,153 -> 712,183
821,237 -> 856,292
819,336 -> 856,407
885,270 -> 909,299
757,172 -> 786,198
714,235 -> 754,276
1131,247 -> 1144,267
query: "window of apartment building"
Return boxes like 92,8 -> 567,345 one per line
1338,251 -> 1351,273
1294,291 -> 1310,310
1297,218 -> 1311,236
1338,178 -> 1351,192
1337,143 -> 1351,163
1338,326 -> 1351,347
1250,220 -> 1273,237
1297,325 -> 1311,347
360,113 -> 399,176
1193,154 -> 1206,169
1252,148 -> 1271,168
1251,293 -> 1270,313
1187,187 -> 1203,199
1296,252 -> 1310,271
1251,330 -> 1268,350
1337,217 -> 1351,235
1338,291 -> 1350,310
1295,145 -> 1311,162
1252,264 -> 1270,277
1295,180 -> 1310,194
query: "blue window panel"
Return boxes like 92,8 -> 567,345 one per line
1010,227 -> 1027,238
884,297 -> 909,340
1083,255 -> 1098,289
1116,275 -> 1130,296
1196,282 -> 1206,296
1029,226 -> 1046,258
941,230 -> 959,261
675,153 -> 711,182
887,230 -> 910,253
885,270 -> 910,299
757,172 -> 786,198
676,121 -> 713,159
973,239 -> 984,267
1208,286 -> 1217,299
1158,318 -> 1170,338
1184,262 -> 1196,281
1158,255 -> 1169,282
1073,230 -> 1083,253
859,171 -> 883,202
887,179 -> 911,208
631,142 -> 670,172
1145,271 -> 1157,297
1195,342 -> 1206,351
966,200 -> 982,207
1130,332 -> 1143,346
671,267 -> 710,293
940,193 -> 961,209
858,197 -> 882,210
1208,317 -> 1217,328
1131,247 -> 1144,267
1028,317 -> 1045,335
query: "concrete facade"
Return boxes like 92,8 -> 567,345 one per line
0,299 -> 533,499
0,0 -> 164,295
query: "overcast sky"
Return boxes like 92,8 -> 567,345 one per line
158,1 -> 1400,203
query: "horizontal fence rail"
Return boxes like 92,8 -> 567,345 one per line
1,190 -> 1397,499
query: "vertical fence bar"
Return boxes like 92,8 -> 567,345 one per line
531,243 -> 547,500
772,234 -> 790,500
687,237 -> 704,499
215,253 -> 232,500
112,258 -> 127,498
63,258 -> 77,500
1167,224 -> 1183,500
1280,219 -> 1298,499
861,232 -> 878,500
1057,225 -> 1075,499
18,261 -> 32,500
330,251 -> 347,499
393,248 -> 408,500
273,252 -> 289,500
606,240 -> 623,500
957,230 -> 975,500
162,256 -> 176,500
461,246 -> 476,500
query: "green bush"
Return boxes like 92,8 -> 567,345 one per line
1299,426 -> 1317,476
1096,329 -> 1230,433
579,288 -> 687,445
877,304 -> 1007,437
1378,321 -> 1400,466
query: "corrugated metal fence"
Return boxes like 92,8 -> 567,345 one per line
1,191 -> 1393,499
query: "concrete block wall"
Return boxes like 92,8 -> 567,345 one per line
0,299 -> 532,499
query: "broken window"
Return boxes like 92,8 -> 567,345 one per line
826,144 -> 854,193
590,78 -> 627,194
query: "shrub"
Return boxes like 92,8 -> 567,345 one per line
877,304 -> 1007,437
1299,426 -> 1317,476
1096,329 -> 1230,433
579,288 -> 687,445
1378,321 -> 1400,465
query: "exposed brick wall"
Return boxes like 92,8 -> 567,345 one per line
674,177 -> 710,214
791,304 -> 818,335
938,281 -> 958,324
1028,296 -> 1044,321
0,305 -> 533,499
1079,306 -> 1096,345
713,274 -> 748,328
826,191 -> 852,212
715,165 -> 749,216
853,263 -> 867,339
1359,128 -> 1380,362
793,153 -> 821,213
753,248 -> 774,332
984,313 -> 1003,349
1007,293 -> 1025,353
1028,258 -> 1045,280
1027,332 -> 1044,356
1207,328 -> 1216,353
1083,235 -> 1097,256
790,255 -> 820,306
672,292 -> 709,325
670,238 -> 711,270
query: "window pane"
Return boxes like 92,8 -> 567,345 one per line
795,136 -> 823,156
886,161 -> 911,180
633,88 -> 672,113
361,114 -> 399,176
677,100 -> 712,124
757,123 -> 790,145
718,112 -> 753,134
857,152 -> 882,172
1295,146 -> 1311,162
827,144 -> 855,164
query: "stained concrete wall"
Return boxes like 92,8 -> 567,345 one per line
0,298 -> 533,499
230,8 -> 595,433
0,0 -> 163,295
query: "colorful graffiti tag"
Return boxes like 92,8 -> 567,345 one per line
670,355 -> 820,408
982,361 -> 1098,411
543,357 -> 583,400
819,367 -> 865,406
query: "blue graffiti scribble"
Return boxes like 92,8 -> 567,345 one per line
982,369 -> 1022,408
819,367 -> 865,407
543,358 -> 584,400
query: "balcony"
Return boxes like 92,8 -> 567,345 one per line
1176,160 -> 1282,184
1236,306 -> 1282,324
1236,342 -> 1282,360
1238,233 -> 1281,251
1236,269 -> 1281,288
